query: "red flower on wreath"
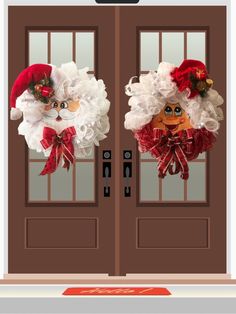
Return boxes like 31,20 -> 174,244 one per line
29,74 -> 55,103
194,67 -> 207,80
41,86 -> 54,98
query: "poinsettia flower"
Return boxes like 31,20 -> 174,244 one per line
193,67 -> 207,80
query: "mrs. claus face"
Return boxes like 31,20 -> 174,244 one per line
43,99 -> 80,122
151,103 -> 192,134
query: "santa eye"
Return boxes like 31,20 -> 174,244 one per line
51,101 -> 58,108
164,106 -> 173,116
174,107 -> 182,116
60,101 -> 68,109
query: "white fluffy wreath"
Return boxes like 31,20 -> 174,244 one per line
16,62 -> 110,157
124,62 -> 224,133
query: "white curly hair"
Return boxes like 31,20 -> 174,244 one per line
16,62 -> 110,157
124,62 -> 223,133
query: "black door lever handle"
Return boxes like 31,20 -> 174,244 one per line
103,162 -> 111,197
123,162 -> 132,197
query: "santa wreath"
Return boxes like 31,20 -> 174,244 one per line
10,62 -> 110,175
124,59 -> 224,180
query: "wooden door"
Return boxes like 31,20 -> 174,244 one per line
8,6 -> 116,274
9,6 -> 226,274
119,6 -> 226,274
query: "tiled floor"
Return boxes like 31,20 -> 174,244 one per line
0,284 -> 236,313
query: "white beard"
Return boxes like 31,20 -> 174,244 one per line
18,114 -> 77,156
42,109 -> 79,134
18,106 -> 110,158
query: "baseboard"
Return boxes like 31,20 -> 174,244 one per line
1,273 -> 234,285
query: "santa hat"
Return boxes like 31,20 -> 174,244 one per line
124,59 -> 223,132
10,63 -> 70,120
10,64 -> 55,120
171,59 -> 213,98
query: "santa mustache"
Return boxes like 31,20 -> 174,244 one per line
43,108 -> 78,120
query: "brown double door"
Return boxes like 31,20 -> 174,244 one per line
9,6 -> 226,275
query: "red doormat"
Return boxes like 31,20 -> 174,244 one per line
63,287 -> 171,296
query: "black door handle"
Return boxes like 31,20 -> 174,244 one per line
123,162 -> 132,197
103,162 -> 111,197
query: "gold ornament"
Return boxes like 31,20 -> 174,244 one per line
206,78 -> 214,88
34,84 -> 43,92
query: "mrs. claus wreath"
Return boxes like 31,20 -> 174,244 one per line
10,62 -> 110,175
124,59 -> 224,180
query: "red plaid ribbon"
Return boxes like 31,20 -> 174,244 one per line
40,126 -> 76,175
156,129 -> 194,180
134,124 -> 216,180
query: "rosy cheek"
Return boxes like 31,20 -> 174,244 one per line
68,101 -> 80,112
180,118 -> 185,123
44,105 -> 51,111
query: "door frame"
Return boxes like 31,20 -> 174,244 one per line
0,0 -> 235,281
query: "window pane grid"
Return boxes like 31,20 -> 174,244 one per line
28,30 -> 96,203
139,30 -> 207,203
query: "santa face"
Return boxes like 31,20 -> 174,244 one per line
151,103 -> 192,134
42,99 -> 80,132
43,99 -> 80,122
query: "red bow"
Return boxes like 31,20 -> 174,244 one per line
40,126 -> 76,175
155,129 -> 194,180
134,124 -> 215,180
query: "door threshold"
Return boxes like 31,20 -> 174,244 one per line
2,273 -> 235,285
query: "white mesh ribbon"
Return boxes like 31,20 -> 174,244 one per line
124,61 -> 224,133
17,62 -> 110,158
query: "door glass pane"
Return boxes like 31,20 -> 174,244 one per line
162,32 -> 184,66
140,32 -> 159,71
187,162 -> 206,201
51,32 -> 73,66
76,32 -> 94,70
29,32 -> 48,65
140,152 -> 154,160
29,163 -> 48,201
140,162 -> 159,201
162,174 -> 184,201
51,166 -> 73,201
197,152 -> 206,160
28,30 -> 96,203
139,28 -> 207,203
187,32 -> 206,63
29,150 -> 46,160
76,162 -> 95,201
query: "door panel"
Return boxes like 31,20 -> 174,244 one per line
120,6 -> 226,274
9,6 -> 115,274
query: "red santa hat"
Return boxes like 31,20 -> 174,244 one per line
10,64 -> 54,120
171,59 -> 213,99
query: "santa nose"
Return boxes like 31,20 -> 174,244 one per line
54,107 -> 60,113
